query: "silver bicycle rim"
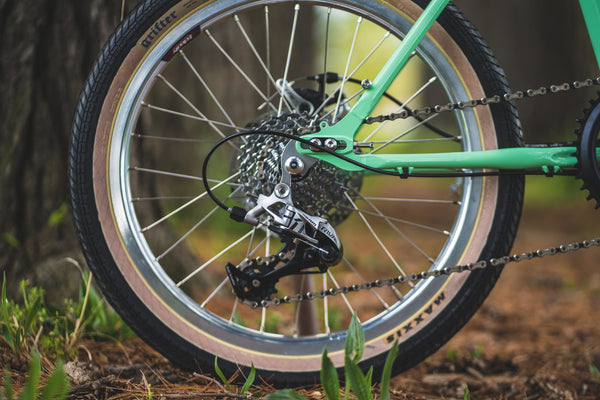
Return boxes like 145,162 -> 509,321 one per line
107,0 -> 487,355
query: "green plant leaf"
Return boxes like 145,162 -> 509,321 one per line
22,296 -> 41,341
344,354 -> 372,400
1,276 -> 17,352
20,352 -> 42,400
48,203 -> 68,228
463,383 -> 470,400
213,357 -> 232,392
3,233 -> 20,249
240,363 -> 255,395
379,340 -> 399,400
365,366 -> 373,390
590,363 -> 600,380
320,348 -> 340,400
3,368 -> 14,400
39,359 -> 70,400
264,389 -> 309,400
345,313 -> 364,363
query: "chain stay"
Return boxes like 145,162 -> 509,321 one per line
364,77 -> 600,124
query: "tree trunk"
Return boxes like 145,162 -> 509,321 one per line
0,0 -> 138,291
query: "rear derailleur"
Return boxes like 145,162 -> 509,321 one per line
225,182 -> 343,303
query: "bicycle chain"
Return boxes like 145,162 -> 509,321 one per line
363,77 -> 600,124
239,75 -> 600,308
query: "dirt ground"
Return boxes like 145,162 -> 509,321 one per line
5,187 -> 600,399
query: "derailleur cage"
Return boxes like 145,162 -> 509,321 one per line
226,195 -> 343,302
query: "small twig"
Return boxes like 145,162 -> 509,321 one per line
192,372 -> 231,393
159,391 -> 255,399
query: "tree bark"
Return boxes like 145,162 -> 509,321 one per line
0,0 -> 138,287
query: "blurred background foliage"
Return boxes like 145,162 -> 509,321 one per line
0,0 -> 597,301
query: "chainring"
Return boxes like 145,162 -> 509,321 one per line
575,92 -> 600,208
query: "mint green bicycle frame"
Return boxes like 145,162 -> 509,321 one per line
298,0 -> 600,175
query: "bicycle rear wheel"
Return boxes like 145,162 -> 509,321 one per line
69,0 -> 523,385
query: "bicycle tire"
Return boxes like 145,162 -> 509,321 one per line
69,0 -> 523,385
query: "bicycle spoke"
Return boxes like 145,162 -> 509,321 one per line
131,167 -> 243,188
323,273 -> 330,334
233,14 -> 292,112
132,196 -> 196,202
157,74 -> 238,144
177,229 -> 255,287
264,6 -> 271,98
141,103 -> 244,132
363,196 -> 460,205
343,192 -> 412,282
327,271 -> 354,315
229,298 -> 239,324
318,87 -> 365,121
201,277 -> 229,308
157,187 -> 242,261
321,7 -> 331,101
364,76 -> 437,142
179,50 -> 239,131
205,29 -> 278,114
342,257 -> 390,309
355,193 -> 436,264
141,171 -> 241,232
360,136 -> 462,145
314,28 -> 390,119
133,132 -> 229,144
341,195 -> 450,235
278,4 -> 300,116
369,113 -> 440,154
332,16 -> 362,123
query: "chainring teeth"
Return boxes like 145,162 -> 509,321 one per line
574,91 -> 600,208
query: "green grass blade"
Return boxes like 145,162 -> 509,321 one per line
20,352 -> 42,400
365,366 -> 373,390
213,357 -> 232,392
264,389 -> 309,400
3,368 -> 14,400
23,296 -> 41,338
39,360 -> 69,400
1,275 -> 16,352
379,340 -> 399,400
320,348 -> 340,400
240,363 -> 255,395
344,355 -> 372,400
345,313 -> 364,363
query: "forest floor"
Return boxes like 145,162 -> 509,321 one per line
5,183 -> 600,400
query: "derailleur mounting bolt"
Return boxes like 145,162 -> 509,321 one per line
285,156 -> 305,174
274,183 -> 291,199
309,138 -> 322,151
324,138 -> 338,150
